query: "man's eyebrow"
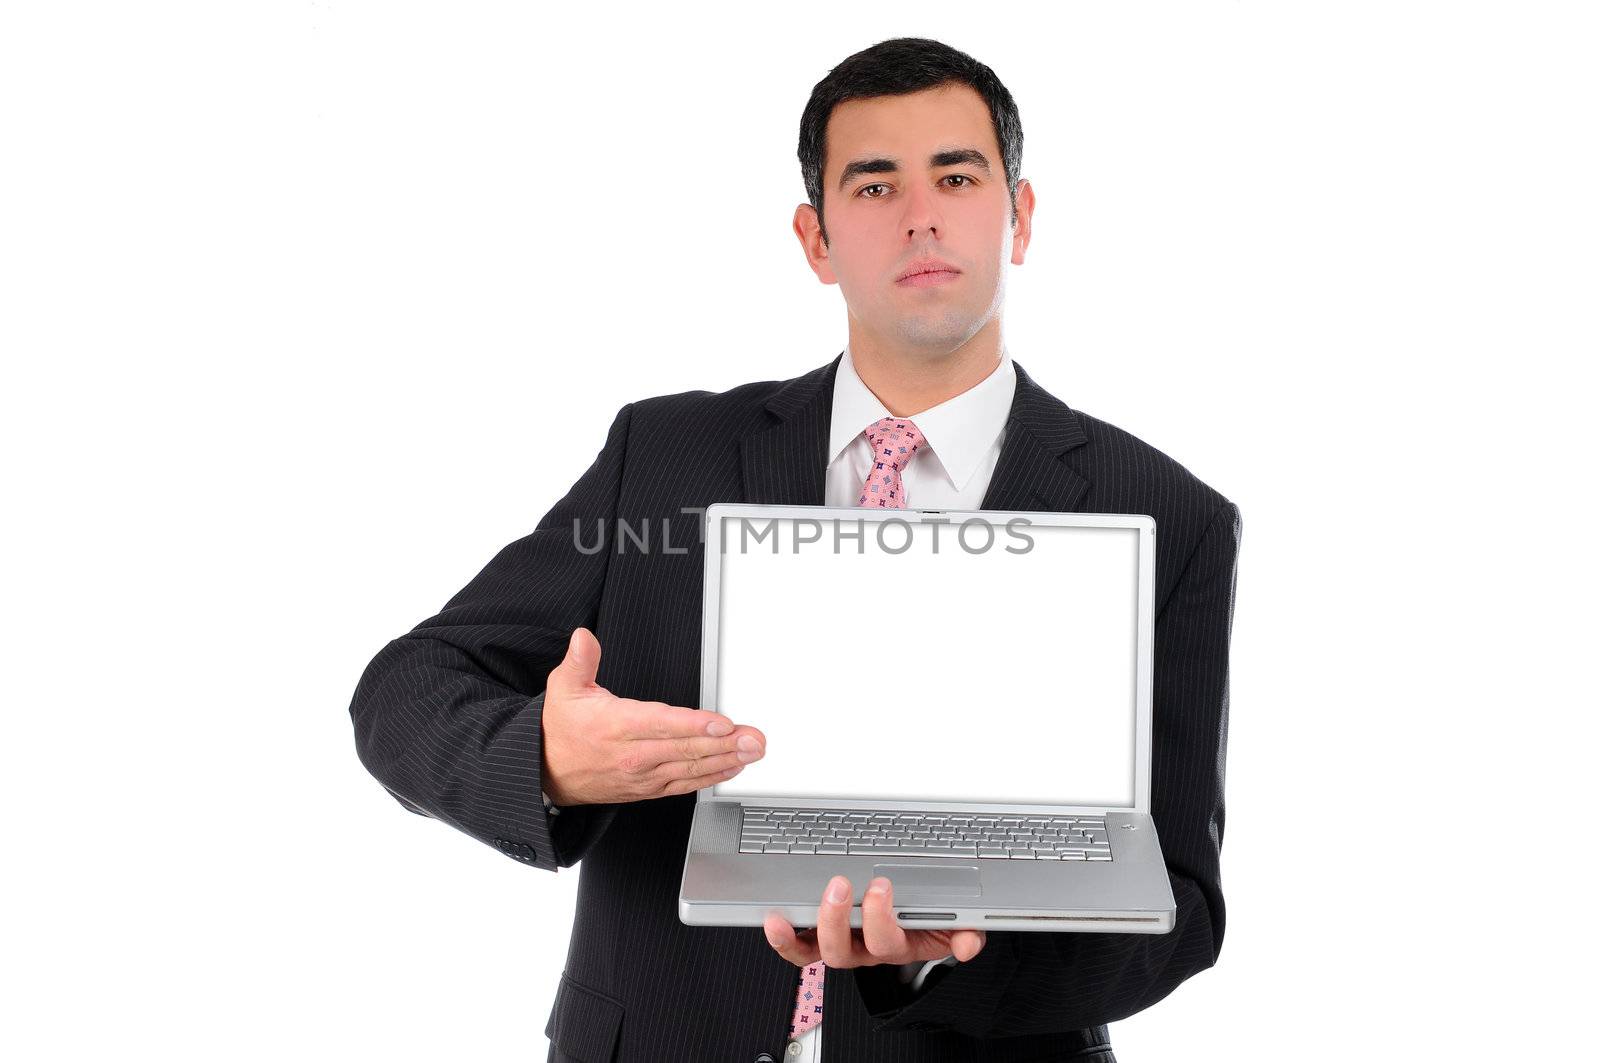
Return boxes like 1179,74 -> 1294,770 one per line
929,148 -> 992,175
836,148 -> 994,191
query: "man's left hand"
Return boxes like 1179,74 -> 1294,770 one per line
763,875 -> 986,968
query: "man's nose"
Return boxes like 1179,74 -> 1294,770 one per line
901,182 -> 942,239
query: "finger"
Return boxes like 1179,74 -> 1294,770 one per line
614,742 -> 736,782
547,627 -> 602,694
627,729 -> 766,774
647,752 -> 748,797
655,762 -> 745,797
816,875 -> 862,967
860,876 -> 909,960
619,700 -> 753,743
764,912 -> 820,967
951,929 -> 987,962
628,735 -> 764,793
664,748 -> 750,781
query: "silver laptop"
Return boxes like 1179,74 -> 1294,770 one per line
678,503 -> 1175,934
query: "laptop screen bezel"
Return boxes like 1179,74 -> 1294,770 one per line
696,502 -> 1157,816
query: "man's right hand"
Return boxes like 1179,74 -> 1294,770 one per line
540,626 -> 766,806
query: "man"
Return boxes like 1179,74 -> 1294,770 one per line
349,37 -> 1242,1063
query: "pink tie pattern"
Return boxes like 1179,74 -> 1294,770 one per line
786,416 -> 927,1041
787,961 -> 825,1038
856,416 -> 925,509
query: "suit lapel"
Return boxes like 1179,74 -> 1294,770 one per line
739,353 -> 1092,512
739,354 -> 841,506
979,359 -> 1093,513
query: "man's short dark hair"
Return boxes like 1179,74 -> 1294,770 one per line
798,37 -> 1024,247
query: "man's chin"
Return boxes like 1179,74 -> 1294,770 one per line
890,312 -> 981,351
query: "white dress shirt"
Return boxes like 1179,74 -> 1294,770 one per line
824,344 -> 1015,509
786,343 -> 1016,1062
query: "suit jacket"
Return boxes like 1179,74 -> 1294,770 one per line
349,353 -> 1243,1063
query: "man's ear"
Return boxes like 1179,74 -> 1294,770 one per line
793,203 -> 838,285
1010,178 -> 1036,266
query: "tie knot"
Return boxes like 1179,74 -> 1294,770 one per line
857,416 -> 925,508
865,416 -> 924,462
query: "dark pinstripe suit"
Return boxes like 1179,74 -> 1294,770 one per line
349,352 -> 1243,1062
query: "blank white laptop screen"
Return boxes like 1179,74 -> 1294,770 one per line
711,515 -> 1141,808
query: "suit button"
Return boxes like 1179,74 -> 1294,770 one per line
755,1055 -> 775,1062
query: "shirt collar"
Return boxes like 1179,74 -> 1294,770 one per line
828,344 -> 1016,493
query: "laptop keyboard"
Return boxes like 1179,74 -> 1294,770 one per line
738,807 -> 1113,861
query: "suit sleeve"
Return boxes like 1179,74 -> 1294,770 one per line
347,403 -> 635,871
852,500 -> 1243,1036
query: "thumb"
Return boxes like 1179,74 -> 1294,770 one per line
551,626 -> 601,691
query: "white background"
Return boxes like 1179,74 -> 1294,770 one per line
3,2 -> 1595,1060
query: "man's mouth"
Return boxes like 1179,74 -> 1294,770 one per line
896,259 -> 962,287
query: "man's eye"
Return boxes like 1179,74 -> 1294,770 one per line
859,176 -> 971,198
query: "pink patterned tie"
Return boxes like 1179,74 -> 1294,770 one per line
856,416 -> 925,509
785,415 -> 927,1041
787,961 -> 825,1039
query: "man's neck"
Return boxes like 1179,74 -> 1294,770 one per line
846,318 -> 1006,417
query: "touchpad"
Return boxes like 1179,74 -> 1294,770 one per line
872,864 -> 982,898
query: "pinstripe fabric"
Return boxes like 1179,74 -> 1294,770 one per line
349,352 -> 1242,1063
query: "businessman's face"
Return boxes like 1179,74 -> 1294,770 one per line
794,83 -> 1034,355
